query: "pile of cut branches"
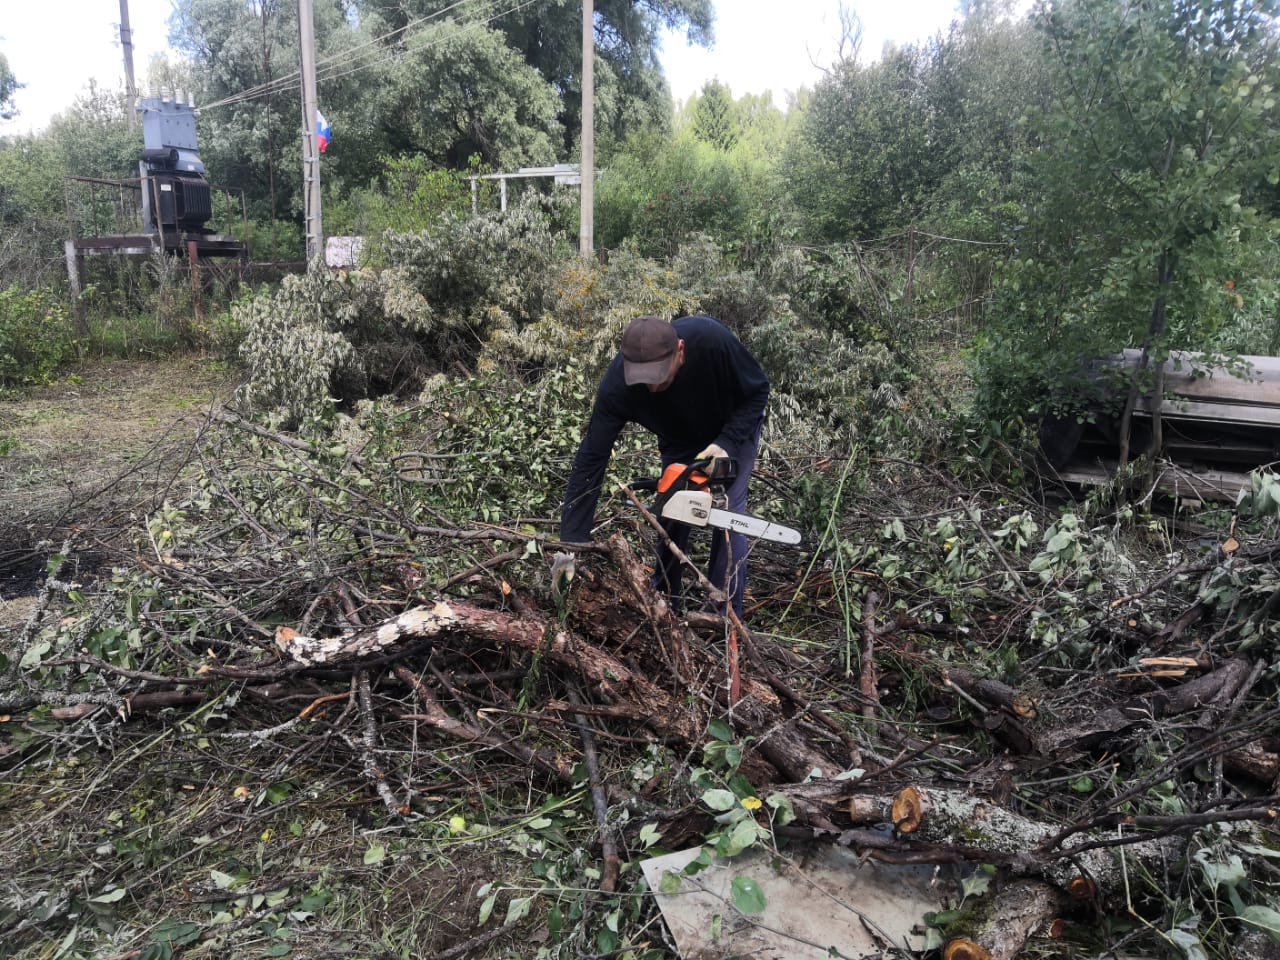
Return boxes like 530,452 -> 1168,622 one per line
2,407 -> 1279,960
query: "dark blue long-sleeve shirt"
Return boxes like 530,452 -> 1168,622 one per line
559,315 -> 769,544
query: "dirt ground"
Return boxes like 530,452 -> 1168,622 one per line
0,356 -> 241,602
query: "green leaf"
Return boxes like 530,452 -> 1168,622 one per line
707,718 -> 733,741
701,788 -> 738,811
19,641 -> 50,668
659,871 -> 683,894
683,847 -> 713,875
729,876 -> 766,914
210,870 -> 239,890
89,887 -> 127,904
1046,530 -> 1074,553
960,869 -> 992,900
151,920 -> 202,947
765,793 -> 796,826
264,782 -> 291,804
262,945 -> 290,957
1167,928 -> 1208,960
478,890 -> 498,925
720,817 -> 762,857
1239,905 -> 1280,943
504,895 -> 533,925
638,822 -> 662,848
363,844 -> 386,865
1196,852 -> 1245,890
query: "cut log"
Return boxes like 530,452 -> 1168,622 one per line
893,784 -> 929,833
881,786 -> 1188,894
942,667 -> 1037,754
943,879 -> 1064,960
944,667 -> 1037,719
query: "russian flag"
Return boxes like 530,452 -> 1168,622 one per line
316,111 -> 331,153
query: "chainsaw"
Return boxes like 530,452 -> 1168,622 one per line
631,459 -> 802,546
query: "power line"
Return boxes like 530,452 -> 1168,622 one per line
199,0 -> 540,114
200,0 -> 476,111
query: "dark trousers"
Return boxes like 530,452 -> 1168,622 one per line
653,424 -> 761,617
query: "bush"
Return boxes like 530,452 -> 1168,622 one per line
325,154 -> 489,244
0,284 -> 74,387
236,194 -> 570,424
595,129 -> 764,259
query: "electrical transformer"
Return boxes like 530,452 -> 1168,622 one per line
138,94 -> 213,234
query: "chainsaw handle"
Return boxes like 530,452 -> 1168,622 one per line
629,459 -> 708,494
630,458 -> 738,495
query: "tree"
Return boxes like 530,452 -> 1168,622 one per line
375,20 -> 562,170
354,0 -> 714,160
0,135 -> 66,288
594,126 -> 759,257
170,0 -> 353,223
689,79 -> 740,151
0,51 -> 20,120
974,0 -> 1280,426
168,0 -> 715,225
928,1 -> 1046,210
784,42 -> 946,241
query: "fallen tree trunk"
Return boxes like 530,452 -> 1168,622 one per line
1036,658 -> 1254,756
270,588 -> 841,781
276,599 -> 710,743
889,785 -> 1185,892
942,879 -> 1064,960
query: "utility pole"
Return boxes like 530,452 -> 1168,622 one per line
298,0 -> 323,265
579,0 -> 594,259
119,0 -> 137,130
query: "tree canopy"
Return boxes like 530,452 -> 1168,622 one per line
0,51 -> 19,120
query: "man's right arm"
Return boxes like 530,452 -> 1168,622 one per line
560,398 -> 626,544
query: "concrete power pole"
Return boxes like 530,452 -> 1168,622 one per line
579,0 -> 594,259
119,0 -> 137,130
298,0 -> 323,265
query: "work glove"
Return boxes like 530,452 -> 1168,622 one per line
696,442 -> 730,479
549,547 -> 583,603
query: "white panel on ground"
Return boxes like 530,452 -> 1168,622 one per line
640,843 -> 953,959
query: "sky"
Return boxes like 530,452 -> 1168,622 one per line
660,0 -> 966,106
0,0 -> 969,136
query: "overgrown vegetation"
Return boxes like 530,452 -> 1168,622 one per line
5,0 -> 1280,958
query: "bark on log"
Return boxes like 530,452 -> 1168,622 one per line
276,594 -> 801,766
1224,740 -> 1280,784
944,667 -> 1037,719
1036,658 -> 1253,755
49,690 -> 208,719
278,599 -> 708,742
943,880 -> 1064,960
887,786 -> 1183,892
